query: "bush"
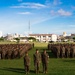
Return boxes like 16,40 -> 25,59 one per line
14,38 -> 20,43
28,37 -> 36,42
0,37 -> 4,41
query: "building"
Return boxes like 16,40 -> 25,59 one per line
4,33 -> 28,42
58,33 -> 72,42
20,37 -> 28,42
51,34 -> 57,42
13,33 -> 20,38
29,34 -> 57,42
63,32 -> 67,37
71,34 -> 75,38
4,34 -> 14,41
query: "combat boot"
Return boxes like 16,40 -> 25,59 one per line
45,71 -> 48,74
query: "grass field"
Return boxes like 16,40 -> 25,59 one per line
0,42 -> 75,75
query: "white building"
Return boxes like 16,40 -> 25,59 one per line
13,33 -> 20,38
63,32 -> 67,37
29,34 -> 57,42
5,34 -> 14,41
51,34 -> 57,42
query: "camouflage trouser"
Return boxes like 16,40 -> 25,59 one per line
71,53 -> 74,58
42,63 -> 48,73
2,53 -> 5,59
65,52 -> 68,58
56,53 -> 60,58
25,65 -> 30,74
61,53 -> 65,58
68,53 -> 70,58
8,54 -> 11,59
0,54 -> 1,59
34,62 -> 40,73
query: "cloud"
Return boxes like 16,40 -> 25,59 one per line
17,12 -> 32,15
57,9 -> 72,16
50,9 -> 72,16
50,10 -> 57,15
53,0 -> 62,5
71,6 -> 75,10
11,2 -> 47,9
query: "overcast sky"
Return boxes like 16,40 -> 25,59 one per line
0,0 -> 75,35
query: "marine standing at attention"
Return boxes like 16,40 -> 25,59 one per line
33,49 -> 41,74
41,50 -> 49,74
24,52 -> 30,74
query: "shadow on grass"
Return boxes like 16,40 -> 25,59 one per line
63,59 -> 75,63
0,67 -> 35,74
0,67 -> 25,74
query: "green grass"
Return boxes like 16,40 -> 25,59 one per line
0,42 -> 75,75
0,41 -> 16,44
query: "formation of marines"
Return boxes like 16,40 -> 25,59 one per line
24,49 -> 49,74
2,43 -> 75,74
48,43 -> 75,58
0,44 -> 32,59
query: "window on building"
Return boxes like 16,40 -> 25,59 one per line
43,36 -> 46,39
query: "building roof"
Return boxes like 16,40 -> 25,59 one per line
65,36 -> 71,39
20,37 -> 28,39
71,34 -> 75,36
29,34 -> 52,36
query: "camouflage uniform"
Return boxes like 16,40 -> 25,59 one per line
11,50 -> 15,59
67,47 -> 70,58
41,50 -> 49,73
0,53 -> 1,59
70,46 -> 75,58
56,46 -> 60,58
0,50 -> 1,59
61,46 -> 65,58
33,50 -> 41,74
65,46 -> 70,58
24,53 -> 30,74
32,43 -> 34,48
2,50 -> 6,59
